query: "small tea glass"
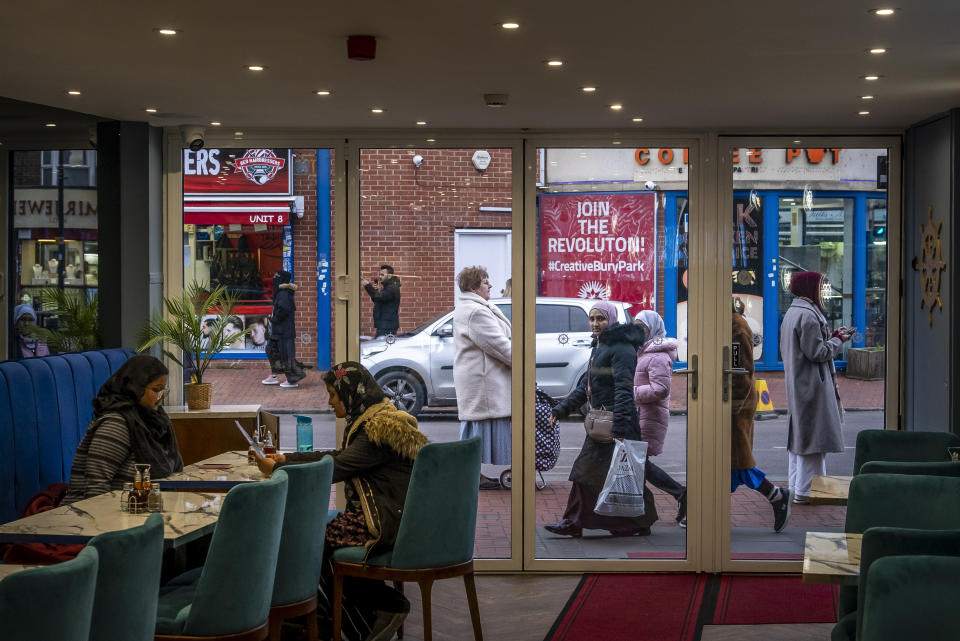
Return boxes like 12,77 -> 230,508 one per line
120,483 -> 133,512
948,447 -> 960,462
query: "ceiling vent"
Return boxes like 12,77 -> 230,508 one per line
484,93 -> 509,108
347,35 -> 377,61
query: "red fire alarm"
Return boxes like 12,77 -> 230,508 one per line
347,35 -> 377,61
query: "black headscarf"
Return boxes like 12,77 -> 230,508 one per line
322,360 -> 386,430
93,354 -> 183,478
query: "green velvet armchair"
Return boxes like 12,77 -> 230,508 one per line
0,545 -> 99,641
88,512 -> 165,641
331,436 -> 483,641
853,429 -> 960,475
858,555 -> 960,641
859,459 -> 960,477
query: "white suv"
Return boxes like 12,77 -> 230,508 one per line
360,297 -> 633,416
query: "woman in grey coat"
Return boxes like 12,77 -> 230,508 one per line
779,271 -> 853,503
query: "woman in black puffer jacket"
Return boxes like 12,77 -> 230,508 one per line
544,301 -> 660,537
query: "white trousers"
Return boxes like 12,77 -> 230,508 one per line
788,451 -> 827,498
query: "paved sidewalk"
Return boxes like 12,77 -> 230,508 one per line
209,360 -> 884,412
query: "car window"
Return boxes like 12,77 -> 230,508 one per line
403,312 -> 449,336
536,305 -> 571,333
569,306 -> 590,332
495,303 -> 512,322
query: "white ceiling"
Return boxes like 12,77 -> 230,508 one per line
1,1 -> 959,135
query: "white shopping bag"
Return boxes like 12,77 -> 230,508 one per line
594,439 -> 648,517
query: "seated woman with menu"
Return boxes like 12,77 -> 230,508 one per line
64,355 -> 184,504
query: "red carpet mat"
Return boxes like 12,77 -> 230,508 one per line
545,573 -> 837,641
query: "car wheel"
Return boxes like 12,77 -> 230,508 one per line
499,469 -> 512,490
377,371 -> 426,416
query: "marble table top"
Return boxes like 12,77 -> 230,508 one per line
810,475 -> 852,506
165,404 -> 261,419
0,564 -> 39,581
0,490 -> 224,549
802,531 -> 862,585
162,451 -> 266,489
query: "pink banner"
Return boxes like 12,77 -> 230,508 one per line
539,192 -> 657,310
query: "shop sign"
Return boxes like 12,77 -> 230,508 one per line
183,201 -> 291,226
183,148 -> 293,196
12,188 -> 97,229
539,192 -> 657,310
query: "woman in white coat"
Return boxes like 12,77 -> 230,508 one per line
453,266 -> 512,489
780,271 -> 853,503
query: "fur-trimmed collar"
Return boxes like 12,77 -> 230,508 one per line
597,322 -> 647,349
279,282 -> 298,292
348,399 -> 428,460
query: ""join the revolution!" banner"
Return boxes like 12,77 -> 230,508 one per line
539,192 -> 657,310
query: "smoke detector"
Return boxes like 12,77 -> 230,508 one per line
484,93 -> 509,108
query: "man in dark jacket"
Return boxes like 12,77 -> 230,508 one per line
267,270 -> 305,388
361,265 -> 401,337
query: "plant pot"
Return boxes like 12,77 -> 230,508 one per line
184,382 -> 213,410
845,347 -> 885,381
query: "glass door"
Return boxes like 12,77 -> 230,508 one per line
524,140 -> 701,570
718,139 -> 900,570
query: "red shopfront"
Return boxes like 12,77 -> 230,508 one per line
182,148 -> 295,358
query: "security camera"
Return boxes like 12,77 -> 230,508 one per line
644,180 -> 657,190
180,125 -> 205,152
412,154 -> 423,168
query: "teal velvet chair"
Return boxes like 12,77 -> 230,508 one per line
155,470 -> 289,641
269,458 -> 334,641
0,545 -> 99,641
332,437 -> 483,641
858,555 -> 960,641
853,429 -> 960,474
859,459 -> 960,477
834,474 -> 960,640
831,527 -> 960,641
88,512 -> 165,641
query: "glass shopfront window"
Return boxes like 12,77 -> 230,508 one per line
9,150 -> 99,355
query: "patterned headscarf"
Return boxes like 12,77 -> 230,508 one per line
589,300 -> 619,325
634,309 -> 666,340
323,361 -> 386,428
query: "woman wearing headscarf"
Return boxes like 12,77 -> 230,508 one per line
544,301 -> 660,537
64,355 -> 183,504
256,361 -> 428,641
13,303 -> 50,358
265,270 -> 306,388
780,271 -> 853,504
632,309 -> 687,525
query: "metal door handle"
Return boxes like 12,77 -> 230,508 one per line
721,346 -> 748,402
335,274 -> 351,302
674,354 -> 698,401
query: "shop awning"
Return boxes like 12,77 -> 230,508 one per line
183,200 -> 293,225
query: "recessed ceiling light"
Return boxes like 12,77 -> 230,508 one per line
861,95 -> 875,100
581,86 -> 597,93
871,8 -> 898,16
45,123 -> 56,127
859,110 -> 871,115
234,131 -> 244,137
612,141 -> 621,145
868,47 -> 887,54
210,121 -> 221,126
426,138 -> 436,142
247,65 -> 265,72
416,121 -> 427,126
863,74 -> 882,81
66,90 -> 81,96
315,90 -> 331,96
609,104 -> 623,111
546,60 -> 563,67
501,22 -> 519,30
793,140 -> 802,144
155,28 -> 179,36
371,108 -> 384,114
632,117 -> 643,122
145,108 -> 157,113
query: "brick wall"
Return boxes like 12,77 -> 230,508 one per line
357,148 -> 513,337
291,149 -> 318,365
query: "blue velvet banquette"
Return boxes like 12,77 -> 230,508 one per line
0,348 -> 135,524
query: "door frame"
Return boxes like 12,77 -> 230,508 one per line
714,135 -> 902,573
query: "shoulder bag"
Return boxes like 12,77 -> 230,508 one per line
583,356 -> 614,443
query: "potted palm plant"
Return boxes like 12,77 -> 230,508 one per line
21,287 -> 101,353
137,280 -> 251,410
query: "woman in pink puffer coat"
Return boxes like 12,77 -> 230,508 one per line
633,310 -> 688,525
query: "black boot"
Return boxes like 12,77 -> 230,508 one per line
544,519 -> 582,537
